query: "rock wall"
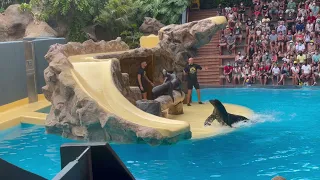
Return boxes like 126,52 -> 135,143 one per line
43,38 -> 191,145
0,5 -> 57,41
139,17 -> 165,35
158,17 -> 226,73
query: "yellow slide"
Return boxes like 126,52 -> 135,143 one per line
70,58 -> 190,139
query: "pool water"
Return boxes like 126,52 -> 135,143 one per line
1,88 -> 320,179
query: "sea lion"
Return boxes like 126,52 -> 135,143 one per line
152,69 -> 183,102
204,99 -> 248,127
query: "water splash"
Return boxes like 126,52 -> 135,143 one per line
232,113 -> 277,128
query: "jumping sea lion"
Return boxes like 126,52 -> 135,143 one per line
204,99 -> 248,127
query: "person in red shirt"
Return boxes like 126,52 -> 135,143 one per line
259,62 -> 270,85
224,62 -> 233,83
307,12 -> 316,24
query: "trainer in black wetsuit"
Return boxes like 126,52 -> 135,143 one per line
137,61 -> 154,99
183,58 -> 205,106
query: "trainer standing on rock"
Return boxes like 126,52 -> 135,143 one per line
184,58 -> 207,106
137,61 -> 154,100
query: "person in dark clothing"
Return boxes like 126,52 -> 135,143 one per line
137,61 -> 154,99
183,58 -> 207,106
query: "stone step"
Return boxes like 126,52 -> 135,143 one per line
197,53 -> 220,57
193,60 -> 221,65
198,79 -> 220,84
198,77 -> 220,81
198,49 -> 219,53
197,48 -> 220,52
201,40 -> 220,45
198,72 -> 220,79
197,52 -> 220,57
201,42 -> 219,47
193,58 -> 220,62
198,70 -> 220,73
195,67 -> 220,72
198,76 -> 220,80
200,82 -> 221,86
198,46 -> 219,51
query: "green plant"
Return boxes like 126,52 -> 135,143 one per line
16,0 -> 191,43
120,24 -> 144,48
137,0 -> 191,25
19,2 -> 32,12
1,0 -> 25,9
0,7 -> 5,13
95,0 -> 140,38
36,0 -> 107,42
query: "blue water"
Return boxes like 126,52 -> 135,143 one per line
1,88 -> 320,179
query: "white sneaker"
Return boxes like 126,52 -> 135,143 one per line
312,82 -> 317,86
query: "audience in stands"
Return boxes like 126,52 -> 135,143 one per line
218,0 -> 320,86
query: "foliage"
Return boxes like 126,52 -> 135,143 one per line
0,7 -> 5,13
1,0 -> 25,9
14,0 -> 191,44
19,2 -> 32,12
31,0 -> 107,42
138,0 -> 191,25
120,24 -> 144,49
95,0 -> 141,38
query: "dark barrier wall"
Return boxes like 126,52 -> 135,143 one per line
0,41 -> 28,106
0,38 -> 66,106
0,158 -> 46,180
32,38 -> 66,93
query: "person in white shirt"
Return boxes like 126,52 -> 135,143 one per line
306,21 -> 314,33
282,55 -> 290,63
296,14 -> 304,22
300,61 -> 312,85
295,42 -> 306,52
272,64 -> 281,85
277,22 -> 287,34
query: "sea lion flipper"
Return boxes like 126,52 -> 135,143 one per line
204,114 -> 216,126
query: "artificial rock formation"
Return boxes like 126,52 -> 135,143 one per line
0,4 -> 57,41
25,21 -> 57,38
157,17 -> 226,74
139,17 -> 165,35
155,91 -> 185,117
136,100 -> 161,116
43,16 -> 226,145
43,38 -> 191,145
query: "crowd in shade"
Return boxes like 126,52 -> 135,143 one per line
217,0 -> 320,86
